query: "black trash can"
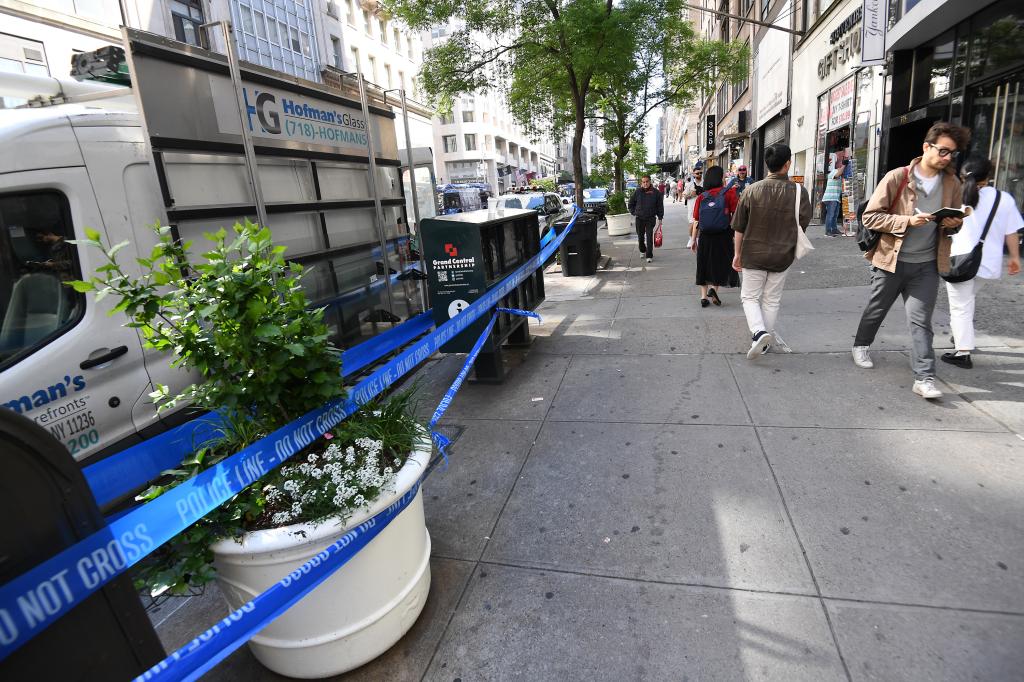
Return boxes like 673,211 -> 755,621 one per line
554,212 -> 600,277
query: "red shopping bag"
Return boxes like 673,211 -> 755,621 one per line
653,224 -> 663,248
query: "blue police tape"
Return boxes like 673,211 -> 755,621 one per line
139,307 -> 545,679
496,306 -> 542,323
85,286 -> 429,510
0,206 -> 580,662
135,479 -> 422,682
428,313 -> 498,467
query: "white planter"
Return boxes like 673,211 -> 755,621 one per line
211,439 -> 432,679
606,212 -> 633,236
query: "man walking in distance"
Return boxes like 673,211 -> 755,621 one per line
725,164 -> 751,197
629,174 -> 664,264
731,144 -> 812,358
852,122 -> 967,399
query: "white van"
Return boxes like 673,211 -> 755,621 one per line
0,62 -> 429,464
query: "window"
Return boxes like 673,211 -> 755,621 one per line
0,191 -> 83,369
443,135 -> 458,153
350,46 -> 360,72
407,36 -> 414,60
362,10 -> 371,33
761,0 -> 772,19
234,0 -> 320,82
171,0 -> 205,46
384,63 -> 392,88
717,84 -> 729,119
394,28 -> 401,52
719,0 -> 729,42
366,54 -> 376,82
439,112 -> 455,124
462,110 -> 474,122
398,69 -> 405,92
741,0 -> 752,14
347,0 -> 356,25
379,19 -> 387,42
0,35 -> 49,107
464,134 -> 477,151
331,36 -> 342,68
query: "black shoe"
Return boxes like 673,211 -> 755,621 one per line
700,298 -> 710,308
707,288 -> 721,306
941,352 -> 972,369
638,243 -> 646,253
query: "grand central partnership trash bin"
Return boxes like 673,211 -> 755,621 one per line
421,207 -> 545,383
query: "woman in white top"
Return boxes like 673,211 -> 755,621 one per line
942,156 -> 1022,369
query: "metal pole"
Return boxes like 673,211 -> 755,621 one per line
204,21 -> 270,230
357,73 -> 398,322
681,2 -> 804,36
1002,82 -> 1020,190
399,88 -> 429,312
993,82 -> 1011,186
988,84 -> 1002,158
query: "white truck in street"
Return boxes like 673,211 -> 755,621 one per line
0,34 -> 431,465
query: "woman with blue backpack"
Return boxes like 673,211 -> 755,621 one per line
690,165 -> 739,307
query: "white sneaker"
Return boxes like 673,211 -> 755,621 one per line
646,257 -> 652,263
913,377 -> 942,399
747,331 -> 774,359
769,332 -> 792,353
852,346 -> 873,368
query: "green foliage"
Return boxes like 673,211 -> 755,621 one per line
606,192 -> 627,216
68,221 -> 424,597
69,220 -> 344,430
623,140 -> 649,182
530,177 -> 557,193
387,0 -> 634,204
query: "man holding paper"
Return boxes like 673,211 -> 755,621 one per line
851,122 -> 968,399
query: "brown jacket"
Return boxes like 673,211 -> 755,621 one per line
732,172 -> 812,272
862,157 -> 962,274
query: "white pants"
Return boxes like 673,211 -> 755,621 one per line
741,268 -> 789,336
946,277 -> 985,351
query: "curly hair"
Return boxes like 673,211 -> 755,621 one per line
924,122 -> 970,150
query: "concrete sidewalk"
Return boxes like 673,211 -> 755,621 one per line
154,199 -> 1024,681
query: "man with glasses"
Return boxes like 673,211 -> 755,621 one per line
852,122 -> 968,399
628,174 -> 665,263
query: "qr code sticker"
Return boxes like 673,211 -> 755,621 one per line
437,271 -> 448,282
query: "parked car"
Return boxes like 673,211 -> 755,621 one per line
494,192 -> 568,235
582,188 -> 609,218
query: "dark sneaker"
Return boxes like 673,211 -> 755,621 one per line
700,298 -> 710,308
747,330 -> 774,359
707,288 -> 721,306
941,352 -> 972,369
638,243 -> 646,253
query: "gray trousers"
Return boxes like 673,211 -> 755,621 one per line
855,260 -> 939,379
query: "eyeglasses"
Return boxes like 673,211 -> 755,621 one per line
927,143 -> 960,159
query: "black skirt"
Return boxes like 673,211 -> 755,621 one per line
695,230 -> 739,287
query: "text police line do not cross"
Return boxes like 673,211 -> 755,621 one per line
0,206 -> 581,661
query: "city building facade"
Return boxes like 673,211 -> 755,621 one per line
426,23 -> 555,192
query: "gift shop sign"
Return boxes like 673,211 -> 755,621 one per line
828,77 -> 856,130
819,7 -> 862,80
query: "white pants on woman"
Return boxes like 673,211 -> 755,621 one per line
946,277 -> 985,351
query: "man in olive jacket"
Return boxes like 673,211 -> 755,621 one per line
732,144 -> 812,358
852,122 -> 966,400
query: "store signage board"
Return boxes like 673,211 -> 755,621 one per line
754,0 -> 791,127
828,77 -> 856,130
706,115 -> 716,150
125,30 -> 398,159
861,0 -> 888,65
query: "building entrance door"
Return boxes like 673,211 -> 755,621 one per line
967,74 -> 1023,215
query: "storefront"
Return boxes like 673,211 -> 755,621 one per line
790,0 -> 883,226
751,0 -> 793,180
882,0 -> 1023,214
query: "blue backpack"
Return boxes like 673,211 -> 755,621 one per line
697,191 -> 731,232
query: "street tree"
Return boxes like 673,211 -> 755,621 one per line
387,0 -> 635,205
590,0 -> 749,192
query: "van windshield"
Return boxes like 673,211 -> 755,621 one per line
0,192 -> 82,368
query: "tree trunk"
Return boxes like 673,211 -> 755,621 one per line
613,158 -> 623,194
613,136 -> 629,193
572,100 -> 586,207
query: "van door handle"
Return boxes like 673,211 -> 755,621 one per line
80,345 -> 129,370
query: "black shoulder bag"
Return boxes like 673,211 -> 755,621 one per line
941,190 -> 1000,284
